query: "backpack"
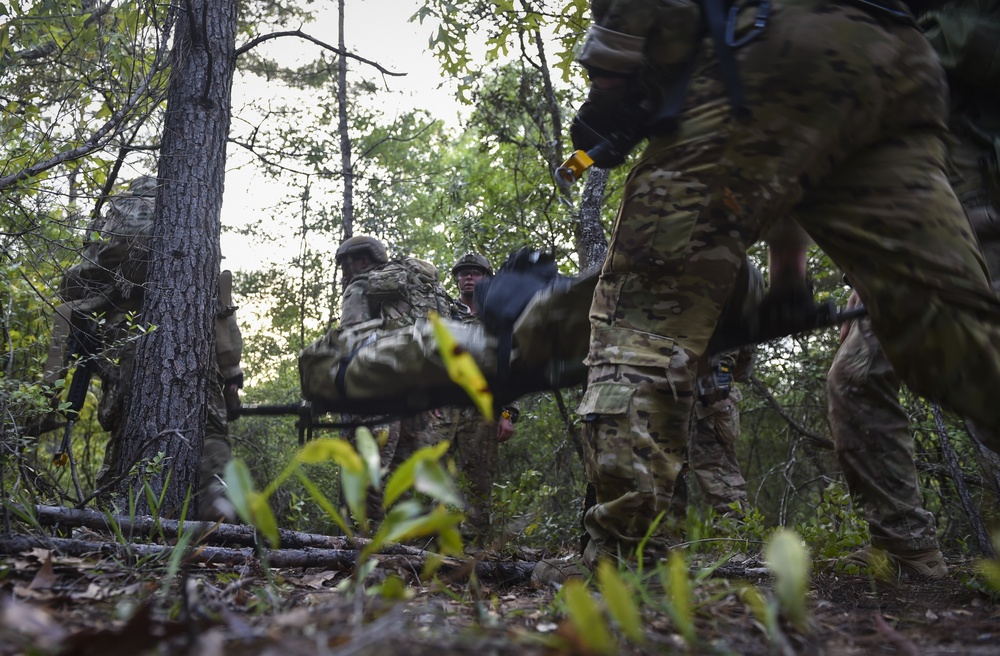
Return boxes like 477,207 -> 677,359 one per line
58,179 -> 156,318
364,257 -> 457,329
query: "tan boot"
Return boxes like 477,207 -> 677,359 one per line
844,546 -> 948,580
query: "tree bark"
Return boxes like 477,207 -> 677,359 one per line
577,166 -> 609,272
337,0 -> 354,238
114,0 -> 238,516
965,419 -> 1000,501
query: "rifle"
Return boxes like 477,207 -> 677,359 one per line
52,327 -> 100,466
231,402 -> 393,445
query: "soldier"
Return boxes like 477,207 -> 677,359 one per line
670,346 -> 755,520
46,175 -> 243,521
569,0 -> 1000,571
827,0 -> 1000,579
673,259 -> 764,521
434,252 -> 518,544
334,235 -> 455,523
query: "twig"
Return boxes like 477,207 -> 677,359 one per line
873,612 -> 919,656
748,378 -> 834,450
931,405 -> 996,557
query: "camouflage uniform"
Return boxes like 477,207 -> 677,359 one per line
576,0 -> 1000,566
828,0 -> 1000,557
687,348 -> 753,514
50,176 -> 242,519
338,256 -> 456,520
432,296 -> 520,543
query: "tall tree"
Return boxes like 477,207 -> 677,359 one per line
113,0 -> 239,514
337,0 -> 354,239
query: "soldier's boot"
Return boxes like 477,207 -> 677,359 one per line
197,476 -> 239,523
198,437 -> 237,523
844,546 -> 949,580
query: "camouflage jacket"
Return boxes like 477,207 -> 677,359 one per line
340,257 -> 458,331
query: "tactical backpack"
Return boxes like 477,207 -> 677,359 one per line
57,179 -> 156,319
364,257 -> 456,329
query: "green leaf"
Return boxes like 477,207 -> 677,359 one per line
597,561 -> 643,643
249,492 -> 280,547
563,579 -> 615,654
355,427 -> 382,488
665,550 -> 695,644
365,503 -> 463,558
296,470 -> 352,538
413,459 -> 463,507
383,440 -> 453,508
297,437 -> 363,472
223,459 -> 278,546
340,466 -> 370,525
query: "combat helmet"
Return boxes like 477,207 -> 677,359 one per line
336,235 -> 388,266
126,175 -> 158,197
451,252 -> 493,277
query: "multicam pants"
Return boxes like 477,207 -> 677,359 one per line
426,406 -> 499,543
580,0 -> 1000,565
827,316 -> 939,554
689,389 -> 747,514
827,114 -> 1000,556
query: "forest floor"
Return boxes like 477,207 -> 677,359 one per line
2,523 -> 999,656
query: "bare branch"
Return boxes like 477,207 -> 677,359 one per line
235,29 -> 405,77
0,14 -> 174,192
748,377 -> 834,450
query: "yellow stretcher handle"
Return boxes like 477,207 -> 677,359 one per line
555,150 -> 595,188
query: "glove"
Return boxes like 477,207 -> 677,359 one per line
707,281 -> 829,354
569,81 -> 645,169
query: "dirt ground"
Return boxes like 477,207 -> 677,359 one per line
2,540 -> 998,656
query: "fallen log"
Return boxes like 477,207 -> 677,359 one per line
17,504 -> 427,556
0,534 -> 536,585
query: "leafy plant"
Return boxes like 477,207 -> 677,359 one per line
224,429 -> 466,588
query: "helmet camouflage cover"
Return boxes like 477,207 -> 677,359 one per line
336,235 -> 388,265
451,252 -> 493,276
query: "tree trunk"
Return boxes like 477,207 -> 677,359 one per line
577,166 -> 610,271
337,0 -> 354,239
114,0 -> 238,516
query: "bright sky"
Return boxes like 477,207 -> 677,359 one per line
219,0 -> 465,274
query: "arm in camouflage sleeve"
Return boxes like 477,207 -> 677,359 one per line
216,271 -> 244,387
577,0 -> 658,74
340,277 -> 373,329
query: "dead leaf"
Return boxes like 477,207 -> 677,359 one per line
28,552 -> 58,590
297,571 -> 337,589
73,582 -> 106,601
27,547 -> 52,561
12,584 -> 56,601
0,596 -> 68,647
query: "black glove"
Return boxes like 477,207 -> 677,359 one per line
708,281 -> 830,354
570,82 -> 646,169
752,282 -> 819,340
